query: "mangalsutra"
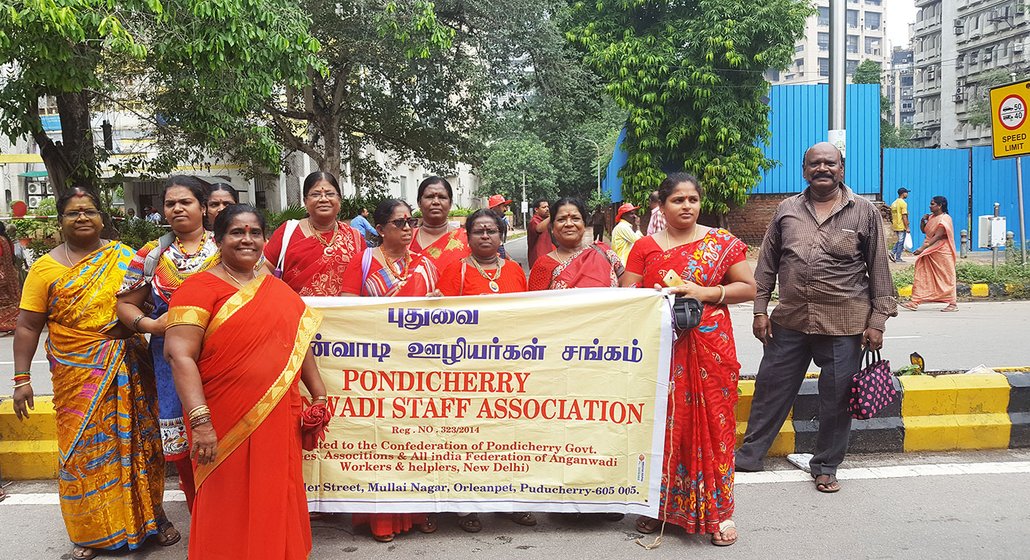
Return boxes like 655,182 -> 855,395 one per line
470,257 -> 504,293
221,263 -> 255,287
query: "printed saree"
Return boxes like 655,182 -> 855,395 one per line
911,213 -> 958,305
527,242 -> 623,291
409,227 -> 470,274
0,237 -> 20,330
120,233 -> 220,460
264,221 -> 366,296
342,249 -> 439,297
167,272 -> 322,559
42,242 -> 165,550
628,230 -> 747,534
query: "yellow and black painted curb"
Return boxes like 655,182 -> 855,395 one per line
3,372 -> 1030,480
736,371 -> 1030,455
898,283 -> 1030,298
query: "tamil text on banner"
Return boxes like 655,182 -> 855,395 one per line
301,289 -> 672,515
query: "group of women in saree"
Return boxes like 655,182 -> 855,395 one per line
10,169 -> 755,555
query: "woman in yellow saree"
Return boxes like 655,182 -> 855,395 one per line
165,204 -> 328,559
11,188 -> 174,560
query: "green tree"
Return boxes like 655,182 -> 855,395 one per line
0,1 -> 320,199
851,59 -> 911,148
966,69 -> 1021,128
565,0 -> 811,214
478,135 -> 558,205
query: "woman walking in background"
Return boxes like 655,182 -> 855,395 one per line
620,173 -> 756,546
903,195 -> 958,312
116,175 -> 221,510
0,222 -> 21,334
12,188 -> 173,559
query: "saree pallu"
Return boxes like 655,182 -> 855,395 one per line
528,243 -> 622,290
410,227 -> 470,273
168,273 -> 322,560
633,230 -> 746,534
0,237 -> 20,330
265,221 -> 365,296
46,243 -> 164,550
343,250 -> 439,297
912,214 -> 958,305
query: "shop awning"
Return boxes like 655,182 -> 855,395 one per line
18,171 -> 49,178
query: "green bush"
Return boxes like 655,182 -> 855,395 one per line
894,262 -> 1030,289
117,218 -> 167,251
263,205 -> 309,234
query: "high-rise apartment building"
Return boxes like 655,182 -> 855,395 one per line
768,0 -> 888,85
912,0 -> 1029,148
886,47 -> 916,128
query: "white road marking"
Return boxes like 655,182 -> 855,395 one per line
883,336 -> 921,339
0,361 -> 49,366
4,463 -> 1030,505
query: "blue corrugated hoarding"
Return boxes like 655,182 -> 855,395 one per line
972,146 -> 1027,245
601,128 -> 627,202
883,148 -> 970,249
756,83 -> 881,195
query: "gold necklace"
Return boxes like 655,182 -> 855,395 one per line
554,246 -> 582,264
470,256 -> 504,293
63,240 -> 104,266
379,248 -> 411,284
221,263 -> 255,288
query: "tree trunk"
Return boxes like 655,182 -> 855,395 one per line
54,91 -> 99,194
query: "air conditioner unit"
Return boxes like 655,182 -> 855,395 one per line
1018,4 -> 1026,16
954,92 -> 966,102
954,19 -> 965,34
28,196 -> 41,209
28,183 -> 42,195
984,53 -> 993,62
1016,43 -> 1025,54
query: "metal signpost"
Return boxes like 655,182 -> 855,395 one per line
989,79 -> 1030,265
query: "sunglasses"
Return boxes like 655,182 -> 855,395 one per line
387,217 -> 419,229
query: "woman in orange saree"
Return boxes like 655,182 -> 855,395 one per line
12,188 -> 171,560
165,205 -> 328,559
902,196 -> 958,312
620,174 -> 755,547
409,176 -> 470,272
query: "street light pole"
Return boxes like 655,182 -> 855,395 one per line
580,137 -> 602,194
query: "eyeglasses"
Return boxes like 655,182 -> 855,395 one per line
62,210 -> 102,219
306,190 -> 339,200
387,217 -> 419,229
470,228 -> 501,237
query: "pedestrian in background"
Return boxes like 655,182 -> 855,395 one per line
487,194 -> 512,259
610,202 -> 641,265
526,198 -> 554,268
205,183 -> 239,226
621,173 -> 756,546
889,187 -> 910,262
0,222 -> 21,334
902,195 -> 958,312
645,190 -> 666,235
590,205 -> 606,242
737,142 -> 897,494
350,207 -> 377,243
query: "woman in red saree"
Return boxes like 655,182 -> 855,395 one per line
263,172 -> 366,296
409,176 -> 470,272
620,173 -> 756,547
902,196 -> 958,312
340,199 -> 438,541
0,222 -> 21,333
165,205 -> 328,559
528,197 -> 623,290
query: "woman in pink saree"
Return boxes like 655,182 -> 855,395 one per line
902,196 -> 957,312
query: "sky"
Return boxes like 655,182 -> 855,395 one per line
884,0 -> 917,51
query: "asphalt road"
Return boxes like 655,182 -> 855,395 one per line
3,450 -> 1029,559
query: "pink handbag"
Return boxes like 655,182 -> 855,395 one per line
849,351 -> 898,420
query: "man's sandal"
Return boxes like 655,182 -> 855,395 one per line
711,519 -> 738,546
71,546 -> 96,560
156,521 -> 181,546
814,474 -> 841,493
457,513 -> 482,533
635,516 -> 661,534
509,512 -> 537,526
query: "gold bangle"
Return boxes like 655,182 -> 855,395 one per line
132,314 -> 146,333
312,395 -> 328,402
188,405 -> 211,420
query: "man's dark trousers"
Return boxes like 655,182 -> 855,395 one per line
736,322 -> 863,477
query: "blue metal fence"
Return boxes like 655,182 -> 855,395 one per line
756,83 -> 881,195
883,148 -> 970,249
972,146 -> 1027,246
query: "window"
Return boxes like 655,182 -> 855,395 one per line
795,58 -> 804,68
847,35 -> 859,53
818,32 -> 830,51
865,37 -> 881,54
846,60 -> 859,75
847,9 -> 859,27
795,44 -> 805,53
819,58 -> 830,77
866,12 -> 881,30
866,0 -> 881,5
818,6 -> 830,26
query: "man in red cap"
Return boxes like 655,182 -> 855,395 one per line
488,194 -> 513,259
611,201 -> 641,265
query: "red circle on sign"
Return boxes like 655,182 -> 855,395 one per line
998,94 -> 1027,131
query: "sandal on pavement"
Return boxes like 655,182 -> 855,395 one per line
941,304 -> 958,312
509,512 -> 537,526
156,521 -> 181,547
72,546 -> 97,560
372,533 -> 395,543
635,516 -> 661,534
900,302 -> 918,311
457,513 -> 482,533
814,474 -> 841,493
417,516 -> 438,534
711,519 -> 738,547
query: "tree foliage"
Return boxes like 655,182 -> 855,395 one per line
966,69 -> 1019,129
565,0 -> 811,213
0,1 -> 321,200
478,135 -> 558,204
851,59 -> 911,148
